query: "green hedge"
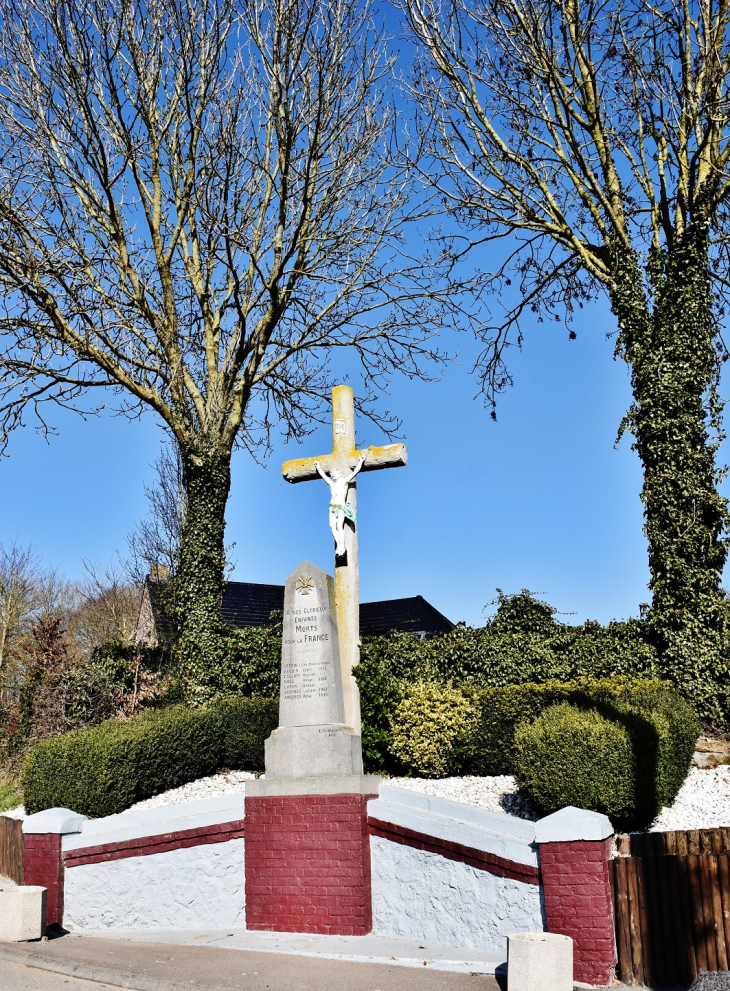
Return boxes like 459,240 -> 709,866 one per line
181,623 -> 283,703
514,704 -> 638,824
355,606 -> 661,773
22,697 -> 278,818
386,676 -> 699,826
511,688 -> 699,828
469,676 -> 699,796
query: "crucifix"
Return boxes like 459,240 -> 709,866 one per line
282,385 -> 407,734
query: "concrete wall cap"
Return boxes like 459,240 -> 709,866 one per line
376,785 -> 536,843
368,785 -> 539,869
534,806 -> 613,843
23,808 -> 87,835
63,793 -> 247,852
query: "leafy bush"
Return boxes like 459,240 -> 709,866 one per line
182,620 -> 282,703
384,676 -> 698,827
4,634 -> 181,767
355,593 -> 661,772
22,697 -> 278,817
0,776 -> 22,813
470,676 -> 699,802
513,703 -> 637,822
389,682 -> 478,777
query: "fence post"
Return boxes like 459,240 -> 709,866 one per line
23,808 -> 86,927
535,806 -> 616,986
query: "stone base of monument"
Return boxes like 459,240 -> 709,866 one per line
245,775 -> 380,935
264,724 -> 363,778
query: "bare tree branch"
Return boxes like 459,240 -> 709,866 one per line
0,0 -> 468,458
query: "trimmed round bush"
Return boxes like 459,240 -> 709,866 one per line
513,703 -> 637,824
470,677 -> 700,793
388,682 -> 477,777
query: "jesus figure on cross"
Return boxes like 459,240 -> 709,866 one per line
313,451 -> 368,557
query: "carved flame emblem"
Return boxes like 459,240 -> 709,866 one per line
295,573 -> 314,595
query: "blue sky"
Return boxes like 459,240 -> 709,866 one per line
0,289 -> 660,628
0,2 -> 708,629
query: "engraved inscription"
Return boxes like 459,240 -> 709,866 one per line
278,561 -> 345,727
282,603 -> 332,702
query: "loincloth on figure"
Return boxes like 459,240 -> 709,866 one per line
329,501 -> 356,522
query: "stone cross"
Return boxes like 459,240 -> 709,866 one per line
282,385 -> 407,733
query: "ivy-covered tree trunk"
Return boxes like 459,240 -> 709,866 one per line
174,449 -> 232,696
612,227 -> 730,724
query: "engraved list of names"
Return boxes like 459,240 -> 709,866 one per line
278,560 -> 345,729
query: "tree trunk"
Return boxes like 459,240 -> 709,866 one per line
174,448 -> 232,695
612,228 -> 730,723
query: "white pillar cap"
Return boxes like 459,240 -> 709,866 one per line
23,808 -> 87,835
534,806 -> 613,843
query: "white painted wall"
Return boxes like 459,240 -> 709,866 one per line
368,786 -> 544,954
370,836 -> 544,954
64,837 -> 246,932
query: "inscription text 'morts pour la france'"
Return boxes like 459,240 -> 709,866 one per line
279,562 -> 345,728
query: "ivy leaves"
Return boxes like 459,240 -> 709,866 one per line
612,228 -> 730,726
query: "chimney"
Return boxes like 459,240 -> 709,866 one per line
149,564 -> 169,581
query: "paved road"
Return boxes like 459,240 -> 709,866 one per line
3,959 -> 116,990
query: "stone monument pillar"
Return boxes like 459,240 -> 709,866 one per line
263,560 -> 362,778
245,561 -> 380,935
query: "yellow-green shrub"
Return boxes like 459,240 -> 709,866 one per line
388,682 -> 478,777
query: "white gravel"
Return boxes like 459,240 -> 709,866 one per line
5,764 -> 730,832
386,774 -> 539,820
648,765 -> 730,832
121,770 -> 258,813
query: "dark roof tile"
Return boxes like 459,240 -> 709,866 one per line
142,579 -> 454,641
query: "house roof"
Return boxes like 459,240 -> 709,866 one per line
139,578 -> 454,643
222,582 -> 284,628
222,582 -> 454,637
359,595 -> 455,637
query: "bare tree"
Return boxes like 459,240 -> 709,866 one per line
67,561 -> 141,656
0,543 -> 72,692
0,543 -> 41,686
399,0 -> 730,721
0,0 -> 464,671
125,442 -> 185,586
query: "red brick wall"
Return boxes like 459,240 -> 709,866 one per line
24,833 -> 63,926
245,793 -> 374,935
539,837 -> 616,985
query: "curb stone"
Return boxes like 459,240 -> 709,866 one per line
0,943 -> 231,991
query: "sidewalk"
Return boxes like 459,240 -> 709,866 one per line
81,927 -> 506,974
0,931 -> 504,991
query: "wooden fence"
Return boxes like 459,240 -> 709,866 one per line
609,829 -> 730,988
0,815 -> 24,885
